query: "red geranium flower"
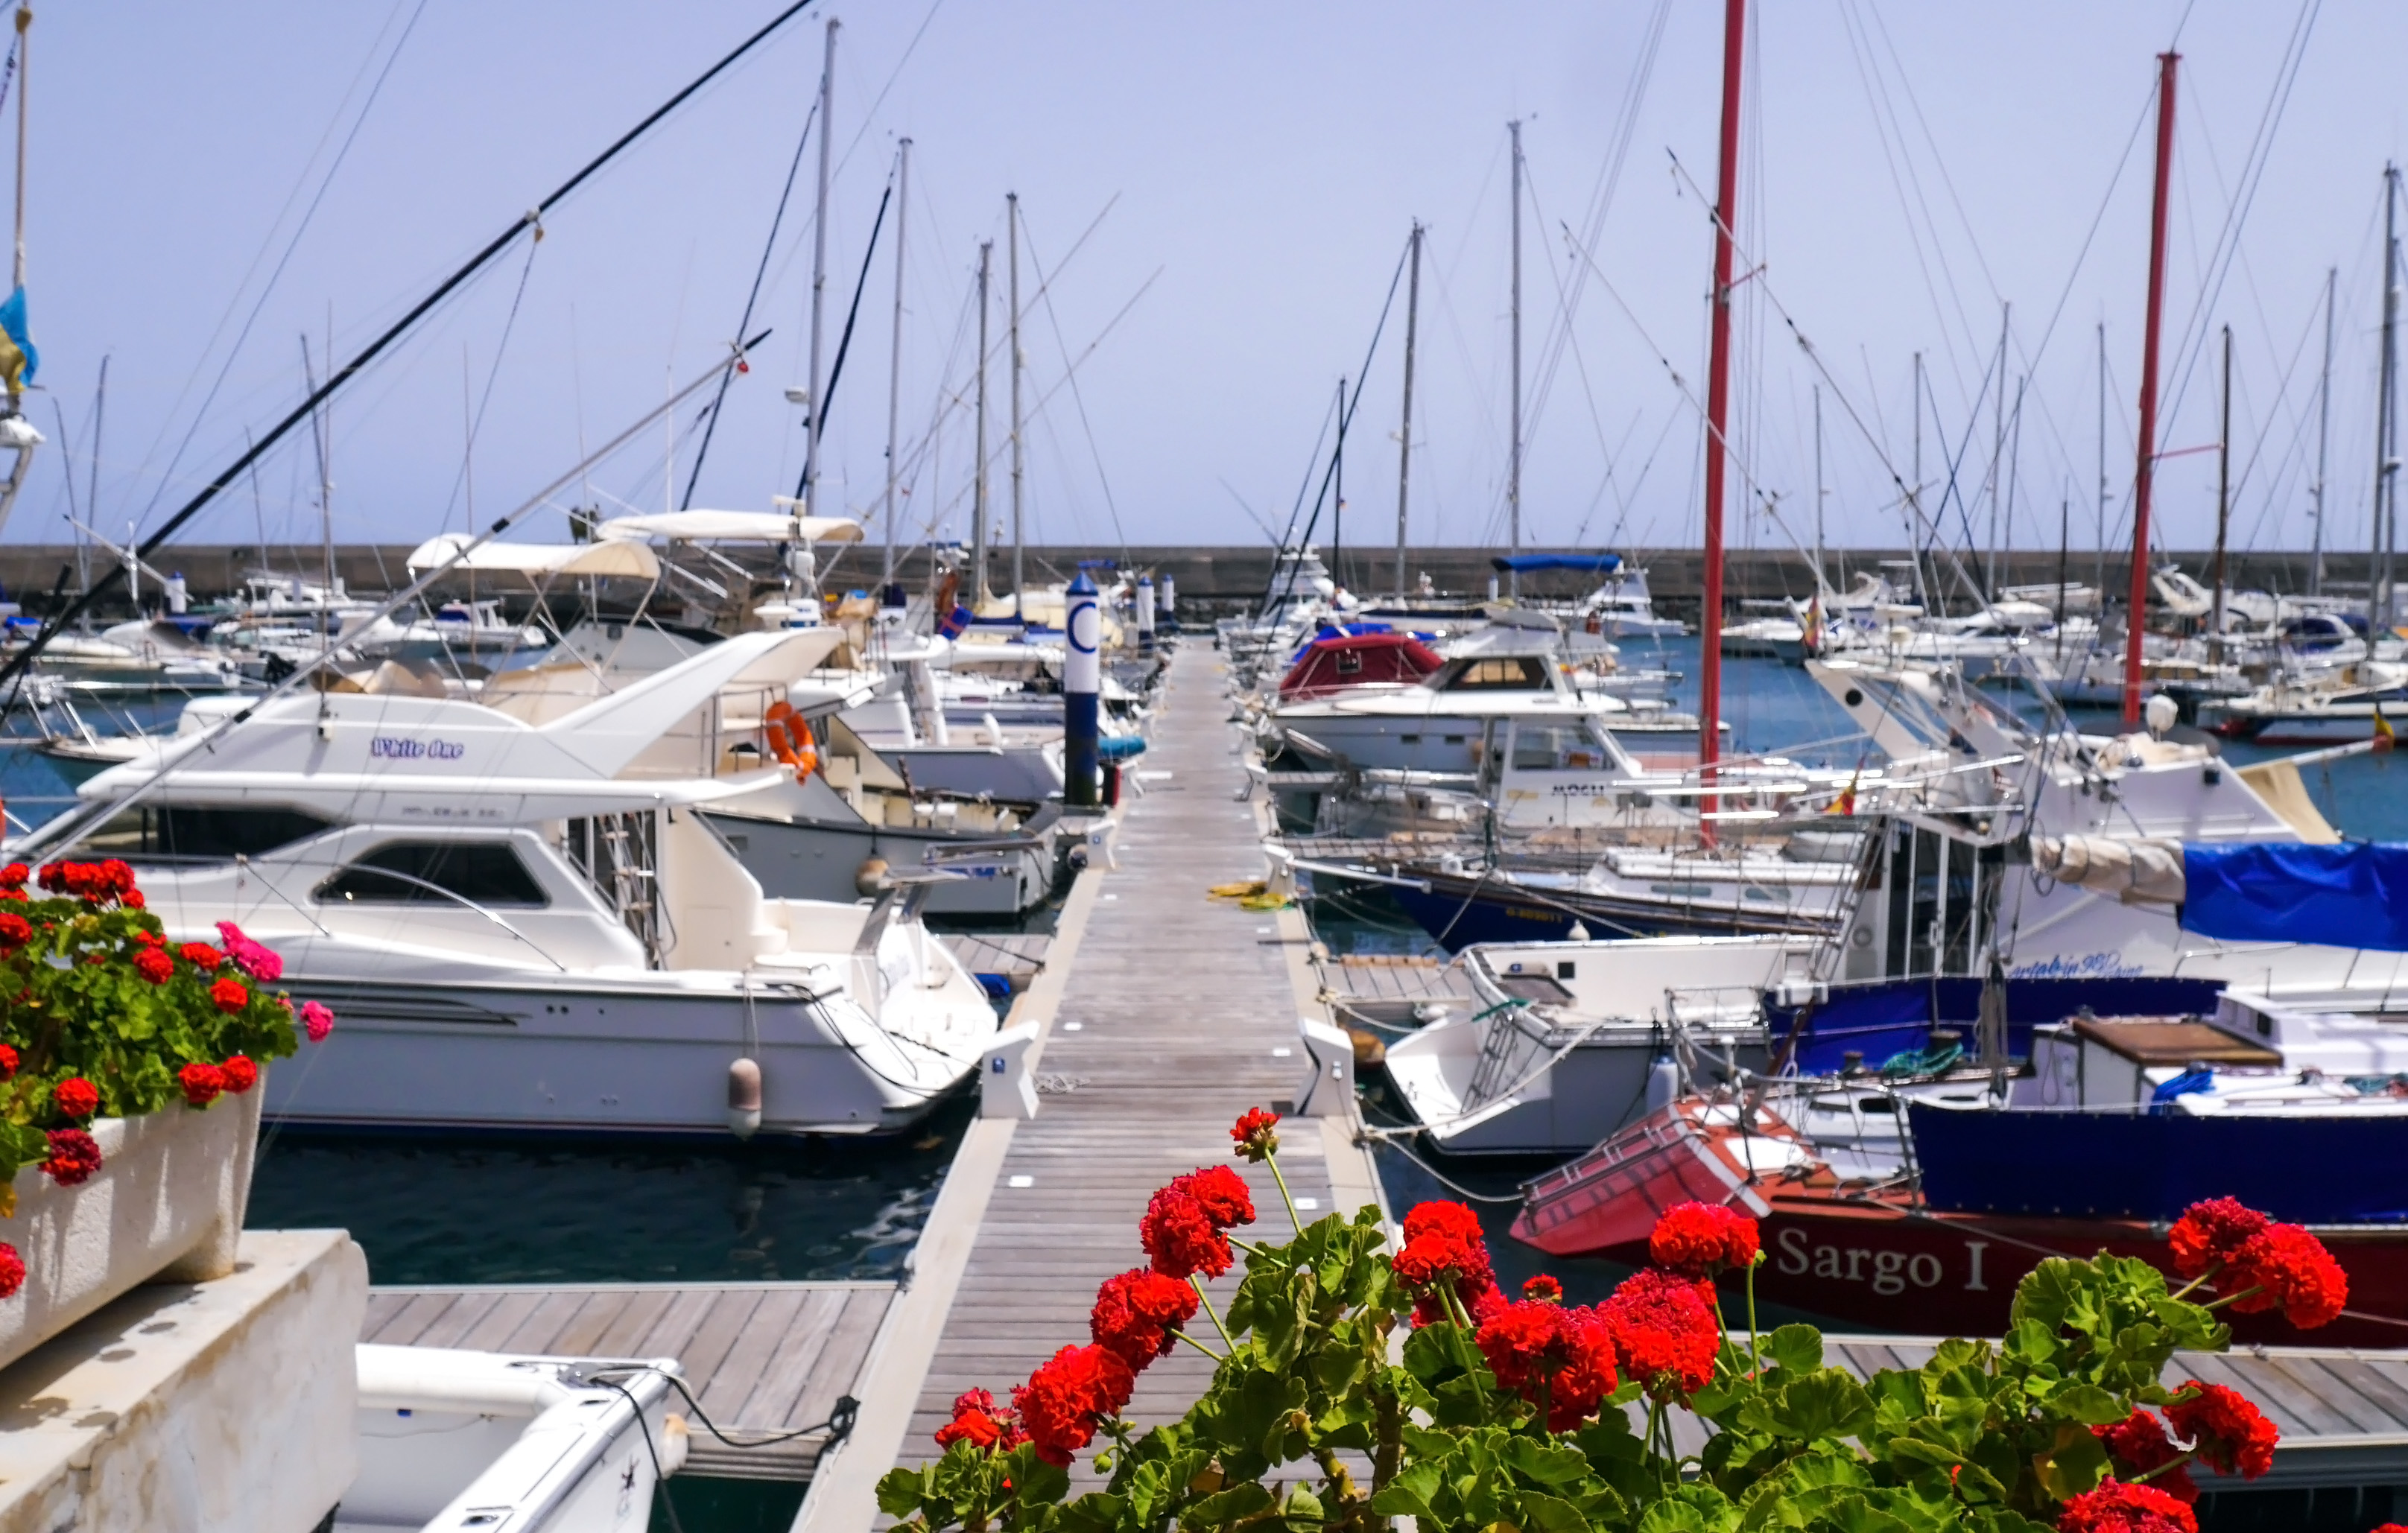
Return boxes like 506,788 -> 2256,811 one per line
0,1044 -> 16,1080
0,1241 -> 21,1300
1474,1298 -> 1619,1430
1011,1344 -> 1133,1467
122,890 -> 145,910
2164,1381 -> 2278,1479
0,913 -> 28,950
1178,1165 -> 1255,1229
178,944 -> 224,973
2055,1478 -> 2198,1533
1647,1200 -> 1761,1280
1089,1266 -> 1201,1371
209,977 -> 250,1015
0,862 -> 27,889
1230,1106 -> 1281,1163
1390,1200 -> 1504,1326
2168,1197 -> 2269,1280
52,1076 -> 98,1120
1599,1267 -> 1720,1400
1140,1185 -> 1233,1280
300,1000 -> 335,1041
220,1056 -> 259,1094
42,1128 -> 102,1186
177,1062 -> 226,1108
1522,1274 -> 1563,1303
2091,1410 -> 2196,1504
215,922 -> 282,983
933,1388 -> 1024,1454
132,947 -> 174,986
2226,1225 -> 2347,1329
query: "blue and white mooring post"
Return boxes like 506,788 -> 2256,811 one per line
1159,573 -> 1176,632
1135,575 -> 1156,652
1065,570 -> 1101,807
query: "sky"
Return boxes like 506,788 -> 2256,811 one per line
14,0 -> 2408,584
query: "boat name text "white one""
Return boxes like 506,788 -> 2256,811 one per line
1774,1226 -> 1992,1294
370,737 -> 466,761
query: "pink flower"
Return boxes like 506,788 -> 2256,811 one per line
214,922 -> 282,983
300,1000 -> 335,1043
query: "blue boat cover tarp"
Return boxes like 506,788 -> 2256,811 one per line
2182,841 -> 2408,952
1910,1101 -> 2408,1224
1486,553 -> 1623,574
1766,975 -> 2226,1076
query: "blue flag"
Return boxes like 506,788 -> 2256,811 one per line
0,286 -> 37,394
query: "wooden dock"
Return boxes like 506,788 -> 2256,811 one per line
362,1280 -> 894,1481
798,643 -> 1390,1529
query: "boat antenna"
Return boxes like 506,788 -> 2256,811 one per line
0,0 -> 823,705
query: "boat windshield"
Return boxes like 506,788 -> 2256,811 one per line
1438,656 -> 1550,693
80,804 -> 338,866
314,841 -> 551,909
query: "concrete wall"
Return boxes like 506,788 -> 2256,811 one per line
0,542 -> 2376,623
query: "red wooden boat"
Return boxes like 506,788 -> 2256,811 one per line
1512,1099 -> 2408,1347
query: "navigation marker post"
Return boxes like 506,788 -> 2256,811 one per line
1065,570 -> 1101,807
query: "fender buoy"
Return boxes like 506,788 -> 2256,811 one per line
726,1058 -> 762,1140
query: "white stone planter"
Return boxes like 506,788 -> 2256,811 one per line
0,1079 -> 263,1374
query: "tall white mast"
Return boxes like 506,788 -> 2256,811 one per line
883,137 -> 910,589
802,17 -> 837,513
972,240 -> 991,605
1395,220 -> 1422,598
2312,265 -> 2333,596
1507,120 -> 1523,597
1008,191 -> 1024,616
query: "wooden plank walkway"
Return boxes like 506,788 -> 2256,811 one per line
362,1280 -> 894,1481
893,644 -> 1376,1470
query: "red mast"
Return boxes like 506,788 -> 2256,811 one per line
2123,52 -> 2179,728
1698,0 -> 1746,831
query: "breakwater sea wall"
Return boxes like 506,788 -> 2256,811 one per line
0,543 -> 2371,623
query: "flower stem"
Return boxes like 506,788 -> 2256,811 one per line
1191,1277 -> 1237,1350
2170,1261 -> 2221,1301
1745,1254 -> 1763,1378
1265,1151 -> 1303,1231
2128,1449 -> 2200,1485
1172,1326 -> 1229,1363
2201,1285 -> 2263,1313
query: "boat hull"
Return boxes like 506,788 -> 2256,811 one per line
262,976 -> 974,1139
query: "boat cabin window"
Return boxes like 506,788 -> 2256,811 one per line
1510,723 -> 1610,772
81,804 -> 337,865
1440,656 -> 1550,692
1334,647 -> 1364,676
314,841 -> 550,909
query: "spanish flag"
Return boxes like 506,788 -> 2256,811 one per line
0,286 -> 36,396
2377,705 -> 2395,752
1828,766 -> 1860,816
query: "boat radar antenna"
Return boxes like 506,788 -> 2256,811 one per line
0,1 -> 44,539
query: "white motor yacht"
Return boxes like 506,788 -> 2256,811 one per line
13,627 -> 1000,1139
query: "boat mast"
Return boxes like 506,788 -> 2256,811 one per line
972,239 -> 992,606
2211,324 -> 2231,662
1698,0 -> 1746,825
1988,303 -> 2007,600
2097,322 -> 2108,601
1008,191 -> 1024,617
802,18 -> 837,514
0,3 -> 38,539
882,137 -> 910,591
1333,376 -> 1346,583
1812,383 -> 1825,595
1395,220 -> 1421,599
2374,164 -> 2401,640
2311,265 -> 2333,597
1508,119 -> 1523,597
2121,51 -> 2178,730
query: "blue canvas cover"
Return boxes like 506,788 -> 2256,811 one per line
1486,553 -> 1623,574
2181,841 -> 2408,952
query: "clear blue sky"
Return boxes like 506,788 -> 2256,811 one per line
17,0 -> 2406,574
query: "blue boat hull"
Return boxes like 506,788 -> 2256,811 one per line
1910,1101 -> 2408,1225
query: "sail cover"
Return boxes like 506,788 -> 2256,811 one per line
1486,553 -> 1622,574
2181,840 -> 2408,952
